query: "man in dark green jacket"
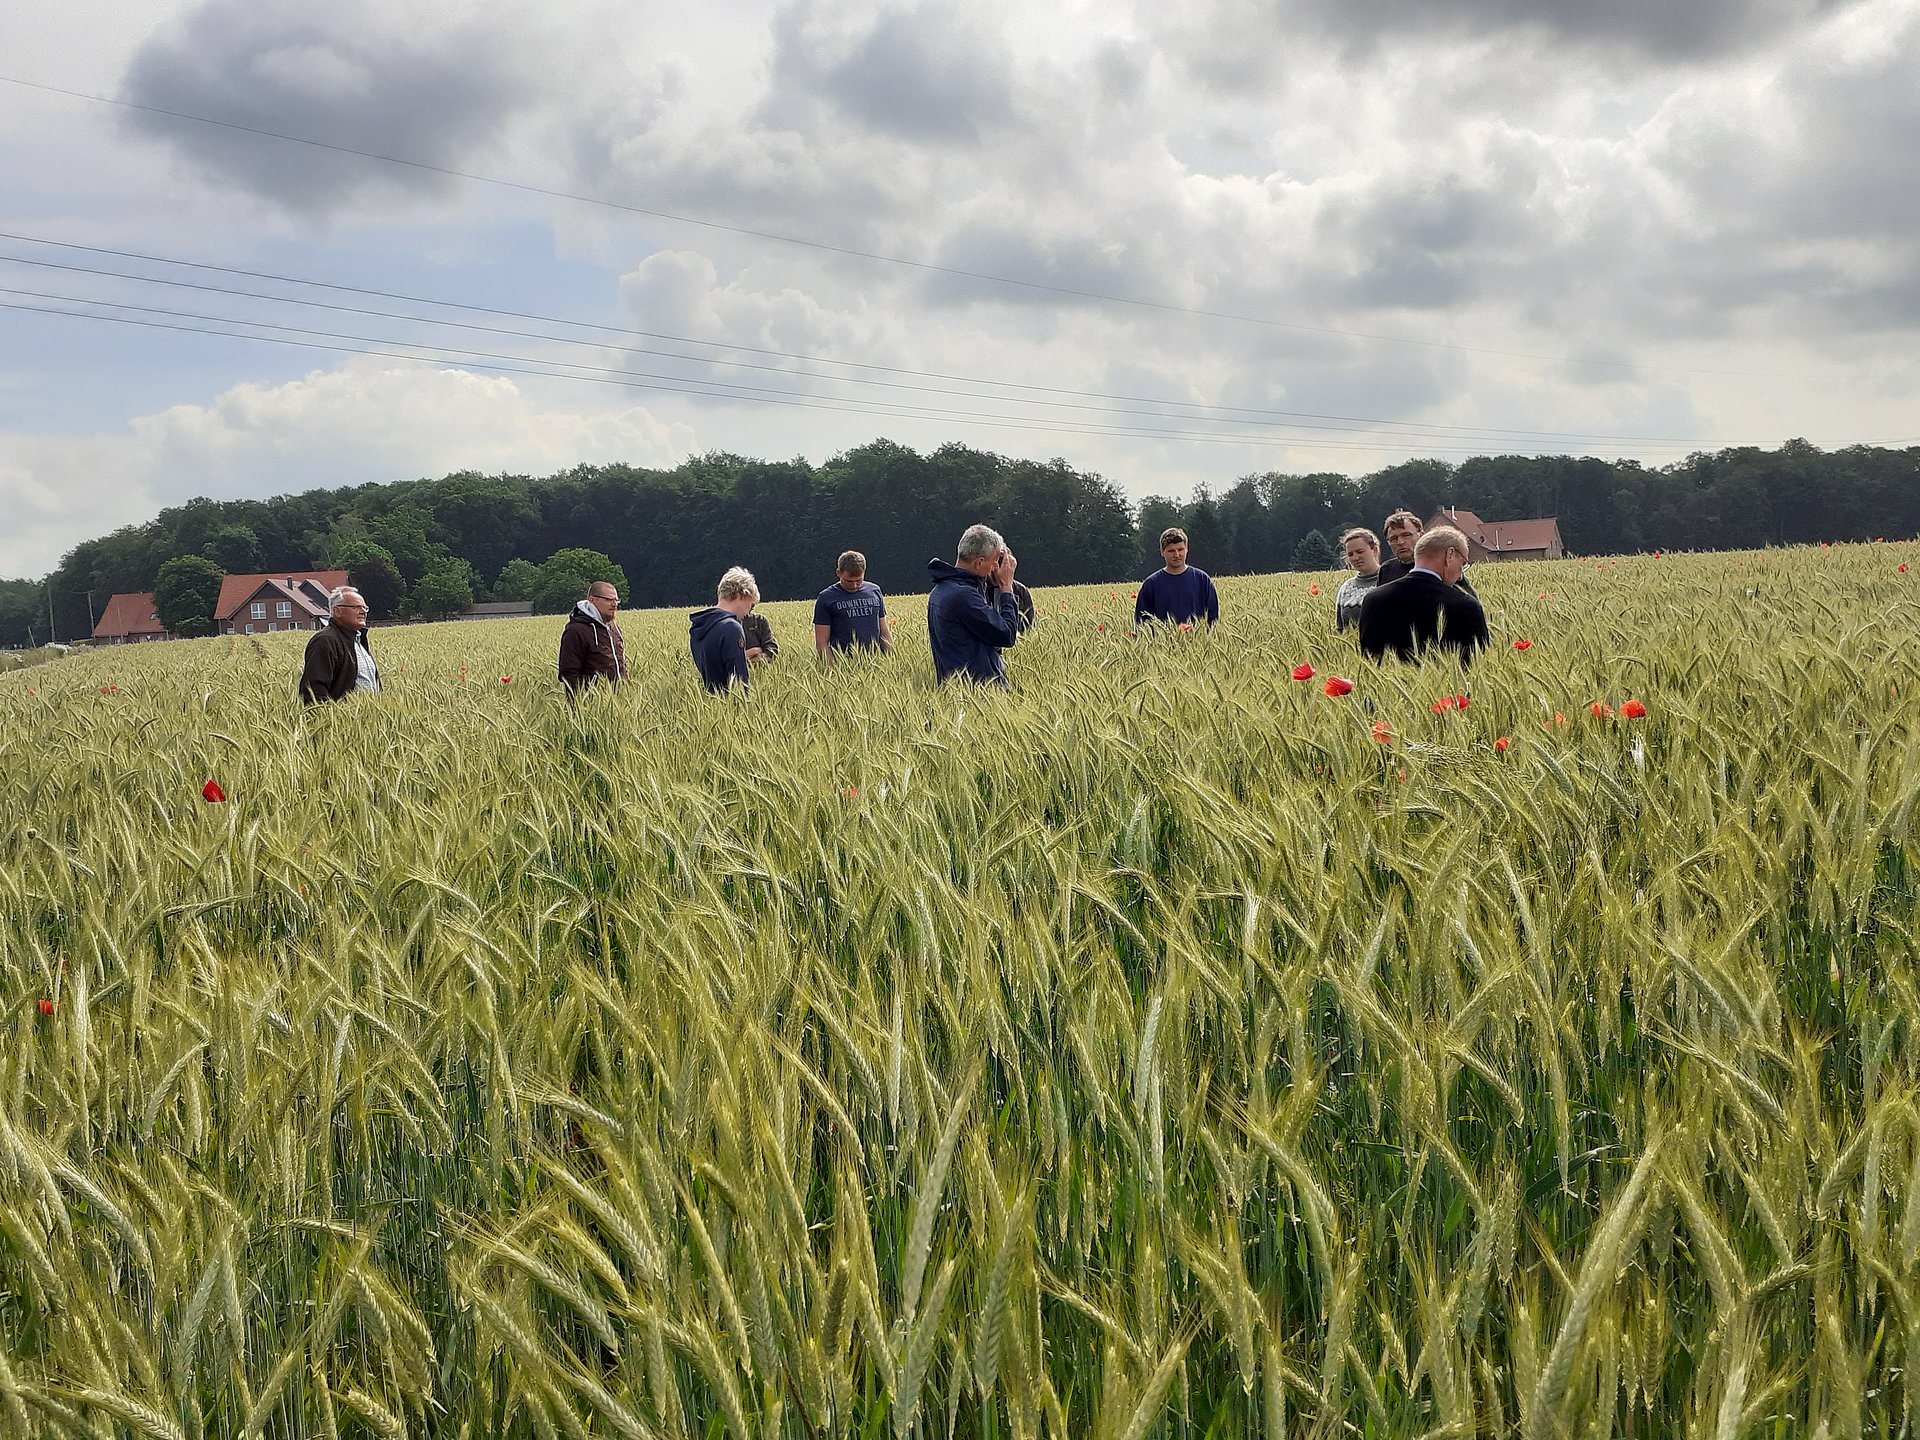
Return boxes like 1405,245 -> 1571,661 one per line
299,587 -> 380,704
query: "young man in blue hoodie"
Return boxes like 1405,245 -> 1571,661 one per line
927,524 -> 1021,687
1134,526 -> 1220,628
688,567 -> 758,693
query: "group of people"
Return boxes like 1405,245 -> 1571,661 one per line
296,510 -> 1488,704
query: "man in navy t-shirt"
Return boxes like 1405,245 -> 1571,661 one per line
813,550 -> 894,655
1134,527 -> 1220,627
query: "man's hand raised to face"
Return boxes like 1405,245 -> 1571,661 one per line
992,549 -> 1018,591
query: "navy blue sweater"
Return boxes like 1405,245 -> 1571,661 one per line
1135,566 -> 1220,626
689,607 -> 750,692
927,559 -> 1020,686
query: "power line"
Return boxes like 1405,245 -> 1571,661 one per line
0,231 -> 1701,446
0,72 -> 1813,380
0,298 -> 1701,459
0,258 -> 1710,450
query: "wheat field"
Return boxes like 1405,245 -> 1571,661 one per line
2,545 -> 1918,1438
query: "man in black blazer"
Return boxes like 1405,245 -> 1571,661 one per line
1358,525 -> 1490,664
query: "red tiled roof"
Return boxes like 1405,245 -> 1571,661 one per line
94,592 -> 168,639
214,570 -> 346,622
1429,511 -> 1563,555
1476,518 -> 1562,553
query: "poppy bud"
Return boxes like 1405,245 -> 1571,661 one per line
1323,676 -> 1354,696
201,779 -> 226,803
38,999 -> 55,1016
1309,583 -> 1320,596
1495,736 -> 1511,752
1291,662 -> 1315,681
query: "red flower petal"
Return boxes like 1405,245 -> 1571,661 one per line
1371,720 -> 1393,742
38,998 -> 55,1017
1309,583 -> 1320,596
1512,639 -> 1531,650
1291,662 -> 1315,681
201,780 -> 226,803
1323,676 -> 1354,696
1621,698 -> 1647,718
1495,736 -> 1511,752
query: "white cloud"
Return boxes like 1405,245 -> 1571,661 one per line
0,359 -> 694,573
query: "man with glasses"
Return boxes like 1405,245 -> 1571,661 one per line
557,580 -> 628,692
299,586 -> 380,703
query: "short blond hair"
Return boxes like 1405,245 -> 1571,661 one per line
1415,525 -> 1469,561
717,567 -> 759,602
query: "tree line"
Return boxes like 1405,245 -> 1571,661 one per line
3,436 -> 1917,647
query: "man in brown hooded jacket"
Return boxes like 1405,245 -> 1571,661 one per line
557,582 -> 627,692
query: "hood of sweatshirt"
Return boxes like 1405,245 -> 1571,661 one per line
573,600 -> 607,625
688,606 -> 734,643
927,558 -> 985,587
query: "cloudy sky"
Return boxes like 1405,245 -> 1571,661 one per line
2,0 -> 1918,577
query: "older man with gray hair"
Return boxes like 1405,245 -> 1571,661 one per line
299,585 -> 380,703
927,523 -> 1021,686
1357,524 -> 1490,664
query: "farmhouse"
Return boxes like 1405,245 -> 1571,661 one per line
215,570 -> 347,635
93,592 -> 173,645
1429,508 -> 1565,562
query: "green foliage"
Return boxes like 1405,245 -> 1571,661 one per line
1290,527 -> 1334,571
3,544 -> 1919,1436
152,553 -> 224,637
198,524 -> 265,573
406,558 -> 477,620
532,548 -> 627,615
492,558 -> 540,604
336,541 -> 405,621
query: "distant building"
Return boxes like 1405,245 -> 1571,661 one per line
1429,509 -> 1565,563
93,592 -> 173,645
457,601 -> 535,622
215,571 -> 348,636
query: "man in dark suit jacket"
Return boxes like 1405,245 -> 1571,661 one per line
1358,525 -> 1490,664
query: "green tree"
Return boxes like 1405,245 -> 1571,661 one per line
199,524 -> 265,574
533,549 -> 629,615
336,541 -> 406,621
492,558 -> 541,604
407,559 -> 477,621
1291,528 -> 1334,571
154,555 -> 225,638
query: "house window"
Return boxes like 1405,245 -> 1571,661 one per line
250,601 -> 266,619
267,622 -> 277,632
244,624 -> 255,635
276,601 -> 292,618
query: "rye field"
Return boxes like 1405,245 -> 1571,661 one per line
2,544 -> 1918,1439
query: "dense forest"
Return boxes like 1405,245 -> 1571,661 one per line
4,436 -> 1917,647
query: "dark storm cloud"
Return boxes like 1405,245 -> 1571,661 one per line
119,0 -> 547,214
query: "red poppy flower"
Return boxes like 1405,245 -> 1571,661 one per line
1652,549 -> 1662,558
501,676 -> 511,684
1309,583 -> 1320,596
1512,639 -> 1531,650
844,786 -> 858,797
1129,592 -> 1138,600
1291,662 -> 1315,681
1178,622 -> 1193,631
38,999 -> 54,1017
1495,736 -> 1511,752
1554,711 -> 1567,726
1621,698 -> 1647,718
1454,694 -> 1470,710
1323,676 -> 1354,696
1371,720 -> 1392,742
1125,630 -> 1135,638
1901,563 -> 1910,573
1097,622 -> 1107,632
201,779 -> 226,803
1590,702 -> 1612,719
